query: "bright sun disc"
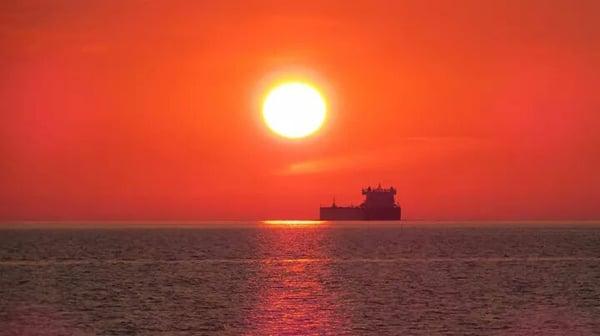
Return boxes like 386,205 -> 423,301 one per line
262,82 -> 327,139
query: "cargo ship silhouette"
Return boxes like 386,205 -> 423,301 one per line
320,185 -> 401,220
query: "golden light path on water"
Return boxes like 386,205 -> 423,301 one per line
249,219 -> 347,334
262,220 -> 327,227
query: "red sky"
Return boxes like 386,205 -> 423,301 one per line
1,0 -> 599,220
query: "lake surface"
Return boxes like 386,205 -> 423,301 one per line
1,221 -> 599,335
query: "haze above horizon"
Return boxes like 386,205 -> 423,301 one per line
1,1 -> 599,221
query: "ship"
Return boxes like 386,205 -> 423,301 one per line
319,184 -> 402,220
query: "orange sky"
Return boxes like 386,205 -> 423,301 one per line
1,1 -> 599,220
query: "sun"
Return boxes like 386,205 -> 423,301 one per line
262,82 -> 327,139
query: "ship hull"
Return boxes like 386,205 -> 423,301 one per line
319,207 -> 401,220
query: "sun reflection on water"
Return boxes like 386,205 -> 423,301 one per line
245,222 -> 347,334
262,220 -> 327,227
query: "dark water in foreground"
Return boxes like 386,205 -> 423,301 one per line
1,221 -> 600,335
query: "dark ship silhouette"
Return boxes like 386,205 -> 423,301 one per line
320,184 -> 401,220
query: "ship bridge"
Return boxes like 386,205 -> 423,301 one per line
361,184 -> 398,209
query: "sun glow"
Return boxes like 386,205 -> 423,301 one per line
262,82 -> 327,139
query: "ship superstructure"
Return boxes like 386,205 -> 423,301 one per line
319,185 -> 401,220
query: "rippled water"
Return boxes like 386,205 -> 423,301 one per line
1,221 -> 599,335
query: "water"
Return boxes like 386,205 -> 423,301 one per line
1,221 -> 599,335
